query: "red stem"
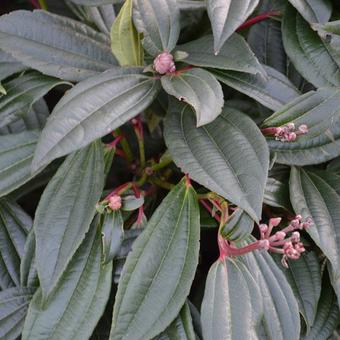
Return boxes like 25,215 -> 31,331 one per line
30,0 -> 40,8
200,199 -> 221,223
172,65 -> 194,76
237,11 -> 281,31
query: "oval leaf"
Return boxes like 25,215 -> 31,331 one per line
133,0 -> 180,56
0,10 -> 117,81
32,67 -> 160,171
34,141 -> 104,298
164,102 -> 269,222
22,223 -> 113,340
288,0 -> 332,24
290,167 -> 340,305
161,68 -> 224,126
207,0 -> 259,54
109,179 -> 200,340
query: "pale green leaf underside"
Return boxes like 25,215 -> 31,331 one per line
288,0 -> 332,24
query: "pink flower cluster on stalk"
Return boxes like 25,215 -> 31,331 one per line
262,123 -> 309,142
108,195 -> 122,211
153,52 -> 176,74
218,215 -> 313,268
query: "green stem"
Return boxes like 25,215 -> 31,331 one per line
137,137 -> 146,168
38,0 -> 48,10
151,156 -> 173,172
150,177 -> 175,190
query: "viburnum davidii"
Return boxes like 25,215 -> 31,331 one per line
153,51 -> 176,74
218,215 -> 313,267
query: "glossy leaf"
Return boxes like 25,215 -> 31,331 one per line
207,0 -> 259,54
101,211 -> 124,265
0,10 -> 117,81
303,274 -> 340,339
133,0 -> 180,56
288,0 -> 332,24
110,179 -> 200,340
34,141 -> 104,298
273,251 -> 322,330
0,199 -> 32,289
282,5 -> 340,88
240,246 -> 301,340
22,223 -> 113,340
161,68 -> 224,126
164,103 -> 269,222
0,72 -> 66,128
263,88 -> 340,165
111,0 -> 143,66
0,131 -> 41,198
201,258 -> 262,340
0,287 -> 34,340
290,167 -> 340,304
32,67 -> 160,171
211,65 -> 300,111
220,209 -> 254,242
177,34 -> 265,76
154,302 -> 196,340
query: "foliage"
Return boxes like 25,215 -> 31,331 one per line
1,0 -> 340,339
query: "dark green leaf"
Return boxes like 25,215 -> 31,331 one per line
288,0 -> 332,24
0,199 -> 32,289
201,258 -> 262,340
290,167 -> 340,305
22,223 -> 113,340
273,251 -> 322,331
164,102 -> 269,222
32,67 -> 160,171
176,34 -> 265,76
263,88 -> 340,165
211,65 -> 300,111
111,0 -> 143,66
303,274 -> 340,339
133,0 -> 180,55
0,72 -> 66,128
109,179 -> 200,340
154,302 -> 196,340
0,287 -> 34,340
220,209 -> 254,242
207,0 -> 259,54
282,5 -> 340,88
34,141 -> 104,299
0,10 -> 117,81
20,229 -> 38,288
0,131 -> 40,198
264,176 -> 292,211
161,68 -> 224,126
240,245 -> 301,340
101,211 -> 124,264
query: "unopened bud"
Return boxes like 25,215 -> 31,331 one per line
286,122 -> 295,131
108,195 -> 122,211
259,223 -> 268,234
291,231 -> 300,243
298,124 -> 308,134
259,239 -> 270,251
153,52 -> 176,74
274,231 -> 286,241
269,217 -> 281,227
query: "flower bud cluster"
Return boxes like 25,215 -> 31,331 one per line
274,123 -> 308,142
153,51 -> 176,74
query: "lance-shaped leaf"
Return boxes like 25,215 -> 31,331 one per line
101,211 -> 124,265
0,199 -> 32,289
0,50 -> 27,83
0,287 -> 34,340
153,302 -> 196,340
303,274 -> 340,339
133,0 -> 180,56
32,67 -> 160,171
109,179 -> 200,340
20,229 -> 38,288
0,99 -> 49,136
176,34 -> 265,76
201,258 -> 262,340
240,246 -> 301,340
262,88 -> 340,165
161,68 -> 224,126
0,10 -> 117,82
211,65 -> 300,111
111,0 -> 143,66
86,4 -> 116,35
282,5 -> 340,88
0,131 -> 41,198
207,0 -> 259,54
22,223 -> 113,340
164,103 -> 269,222
290,167 -> 340,305
34,141 -> 104,298
273,251 -> 322,331
288,0 -> 332,24
0,72 -> 67,128
265,177 -> 292,211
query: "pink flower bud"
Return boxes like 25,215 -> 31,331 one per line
108,195 -> 122,211
153,52 -> 176,74
295,215 -> 302,221
290,219 -> 300,229
259,239 -> 270,251
274,231 -> 286,241
286,122 -> 295,131
298,124 -> 308,134
269,217 -> 281,228
291,231 -> 300,243
259,223 -> 268,234
287,132 -> 297,142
